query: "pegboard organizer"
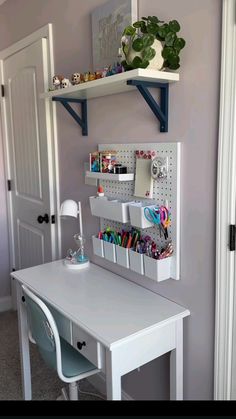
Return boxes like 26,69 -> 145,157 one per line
90,142 -> 181,281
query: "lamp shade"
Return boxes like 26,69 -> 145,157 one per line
60,200 -> 78,218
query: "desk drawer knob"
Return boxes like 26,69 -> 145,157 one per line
77,341 -> 86,350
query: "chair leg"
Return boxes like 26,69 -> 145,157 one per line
69,382 -> 78,400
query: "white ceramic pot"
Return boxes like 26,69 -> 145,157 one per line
126,39 -> 164,71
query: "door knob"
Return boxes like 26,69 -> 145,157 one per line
77,341 -> 86,350
37,213 -> 49,224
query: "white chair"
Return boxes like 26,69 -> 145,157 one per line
22,285 -> 100,400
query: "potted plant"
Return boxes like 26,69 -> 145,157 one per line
121,15 -> 186,71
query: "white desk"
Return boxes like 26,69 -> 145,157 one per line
12,260 -> 190,400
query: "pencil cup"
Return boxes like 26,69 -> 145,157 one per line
116,245 -> 130,269
92,236 -> 104,258
129,203 -> 156,229
144,255 -> 171,282
104,241 -> 117,263
129,249 -> 144,275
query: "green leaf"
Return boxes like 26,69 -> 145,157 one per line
147,16 -> 164,24
138,59 -> 149,69
140,25 -> 148,34
132,56 -> 143,68
142,33 -> 155,48
168,61 -> 180,70
121,60 -> 133,71
132,38 -> 144,52
147,22 -> 159,35
174,37 -> 186,50
168,54 -> 180,66
162,47 -> 173,60
157,24 -> 169,40
165,31 -> 177,46
133,20 -> 146,29
169,20 -> 181,32
141,17 -> 149,21
123,26 -> 136,36
142,47 -> 156,61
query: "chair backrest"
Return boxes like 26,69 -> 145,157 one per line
22,285 -> 63,379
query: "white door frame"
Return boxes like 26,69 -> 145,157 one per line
215,0 -> 236,400
0,23 -> 61,278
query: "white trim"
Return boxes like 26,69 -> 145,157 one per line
0,296 -> 12,312
0,24 -> 61,276
215,0 -> 236,400
88,372 -> 133,401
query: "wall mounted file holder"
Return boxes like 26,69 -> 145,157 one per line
89,196 -> 136,223
129,203 -> 157,229
92,236 -> 172,282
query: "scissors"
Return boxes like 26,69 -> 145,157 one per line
144,207 -> 161,225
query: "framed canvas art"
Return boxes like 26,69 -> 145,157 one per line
91,0 -> 138,71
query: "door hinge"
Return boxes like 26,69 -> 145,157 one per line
1,84 -> 5,97
229,225 -> 236,251
7,179 -> 12,191
51,215 -> 56,224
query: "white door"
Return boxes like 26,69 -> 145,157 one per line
2,38 -> 55,270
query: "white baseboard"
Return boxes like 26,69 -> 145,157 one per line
0,295 -> 12,312
87,372 -> 133,400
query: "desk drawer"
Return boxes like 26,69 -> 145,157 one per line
72,323 -> 103,369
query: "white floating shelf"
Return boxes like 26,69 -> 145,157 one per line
85,171 -> 134,181
40,69 -> 179,101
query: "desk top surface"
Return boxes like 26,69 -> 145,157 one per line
12,260 -> 189,348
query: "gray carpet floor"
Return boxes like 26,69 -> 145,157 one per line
0,310 -> 105,400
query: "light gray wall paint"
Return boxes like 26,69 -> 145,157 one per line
0,0 -> 221,399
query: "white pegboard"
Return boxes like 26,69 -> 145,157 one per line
97,142 -> 181,280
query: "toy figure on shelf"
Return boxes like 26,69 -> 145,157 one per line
95,71 -> 103,79
52,75 -> 64,90
88,72 -> 96,81
61,78 -> 71,88
101,66 -> 109,78
71,72 -> 82,85
83,72 -> 89,82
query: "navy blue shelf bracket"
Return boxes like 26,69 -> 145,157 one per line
52,97 -> 88,136
127,80 -> 169,133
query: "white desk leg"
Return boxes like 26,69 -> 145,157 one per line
105,349 -> 121,400
170,318 -> 183,400
16,281 -> 32,400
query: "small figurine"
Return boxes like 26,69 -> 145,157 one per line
61,78 -> 71,88
95,71 -> 102,79
88,72 -> 96,81
97,185 -> 105,197
101,66 -> 109,78
52,75 -> 64,90
83,72 -> 89,82
71,72 -> 81,85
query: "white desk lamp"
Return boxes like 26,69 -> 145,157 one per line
60,199 -> 90,269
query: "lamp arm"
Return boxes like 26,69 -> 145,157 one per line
78,201 -> 83,237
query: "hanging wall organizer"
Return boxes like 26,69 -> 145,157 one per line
40,69 -> 179,136
87,142 -> 181,282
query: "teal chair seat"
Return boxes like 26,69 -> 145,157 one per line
40,337 -> 96,378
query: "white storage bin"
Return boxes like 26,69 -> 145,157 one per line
116,245 -> 129,269
129,249 -> 144,275
104,241 -> 117,263
92,235 -> 104,258
144,255 -> 171,282
129,203 -> 157,229
89,196 -> 136,223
